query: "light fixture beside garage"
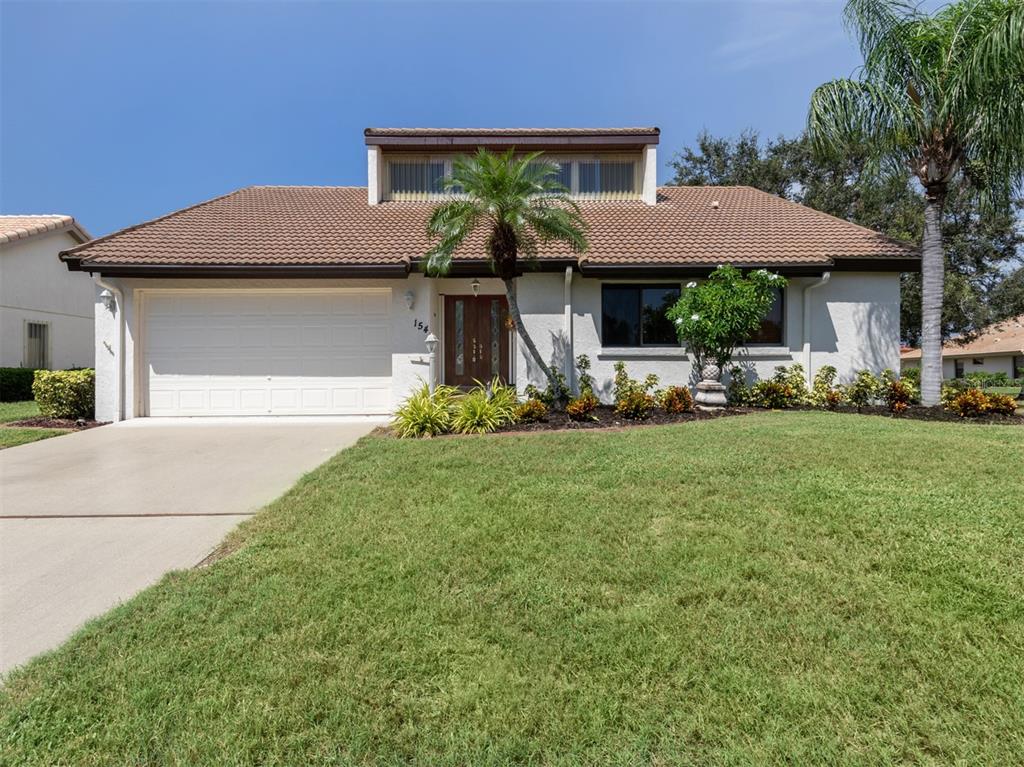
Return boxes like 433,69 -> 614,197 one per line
99,288 -> 115,312
404,290 -> 415,310
471,278 -> 480,297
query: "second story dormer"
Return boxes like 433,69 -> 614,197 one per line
364,127 -> 660,206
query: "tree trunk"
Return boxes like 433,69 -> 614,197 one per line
503,278 -> 566,406
920,189 -> 946,406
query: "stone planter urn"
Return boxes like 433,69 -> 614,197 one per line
695,362 -> 728,409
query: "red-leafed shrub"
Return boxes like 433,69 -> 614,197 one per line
566,392 -> 599,421
661,386 -> 694,414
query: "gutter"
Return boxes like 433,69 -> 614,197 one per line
802,272 -> 831,386
564,265 -> 574,388
94,275 -> 125,422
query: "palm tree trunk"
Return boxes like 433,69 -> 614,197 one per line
503,278 -> 566,406
920,189 -> 945,406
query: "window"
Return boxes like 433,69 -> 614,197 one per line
25,321 -> 49,369
601,284 -> 680,347
1014,356 -> 1023,380
954,358 -> 965,378
388,160 -> 447,198
747,288 -> 785,345
577,160 -> 636,195
971,358 -> 984,366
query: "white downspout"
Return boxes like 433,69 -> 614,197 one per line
94,275 -> 125,422
802,271 -> 831,386
563,266 -> 574,390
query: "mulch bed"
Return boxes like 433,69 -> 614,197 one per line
829,405 -> 1024,425
5,417 -> 106,430
500,405 -> 748,433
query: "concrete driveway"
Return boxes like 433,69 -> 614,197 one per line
0,418 -> 379,673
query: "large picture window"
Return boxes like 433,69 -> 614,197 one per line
746,287 -> 785,345
601,284 -> 681,347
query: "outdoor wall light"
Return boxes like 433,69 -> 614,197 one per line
471,278 -> 481,297
99,288 -> 115,312
404,290 -> 415,310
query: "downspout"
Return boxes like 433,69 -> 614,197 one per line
94,275 -> 125,422
802,272 -> 831,386
563,266 -> 574,391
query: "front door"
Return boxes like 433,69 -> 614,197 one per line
443,295 -> 511,386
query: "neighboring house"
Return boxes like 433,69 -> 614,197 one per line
901,314 -> 1024,379
59,127 -> 918,422
1,215 -> 94,371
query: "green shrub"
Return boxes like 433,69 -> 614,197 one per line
612,362 -> 658,420
32,369 -> 96,419
392,384 -> 458,438
566,392 -> 598,421
845,370 -> 881,412
773,364 -> 810,403
524,369 -> 568,408
750,380 -> 797,409
809,365 -> 844,409
882,378 -> 915,415
901,366 -> 920,387
946,387 -> 990,418
660,385 -> 694,414
575,354 -> 595,396
515,398 -> 548,423
451,378 -> 520,435
726,367 -> 751,406
965,370 -> 1010,388
1,368 -> 37,402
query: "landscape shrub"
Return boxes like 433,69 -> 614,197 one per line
965,371 -> 1010,388
725,367 -> 752,406
882,377 -> 915,415
451,379 -> 520,435
660,385 -> 694,414
1,367 -> 36,402
845,370 -> 882,412
985,393 -> 1019,416
749,380 -> 797,409
566,392 -> 598,421
809,365 -> 844,409
515,398 -> 548,423
901,366 -> 921,387
772,363 -> 810,404
946,387 -> 991,418
575,354 -> 595,396
392,384 -> 458,437
32,369 -> 95,419
612,362 -> 658,420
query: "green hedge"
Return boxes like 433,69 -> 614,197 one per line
0,368 -> 37,402
32,369 -> 96,419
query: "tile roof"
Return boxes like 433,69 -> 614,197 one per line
901,314 -> 1024,359
365,127 -> 660,137
60,185 -> 917,272
1,215 -> 91,246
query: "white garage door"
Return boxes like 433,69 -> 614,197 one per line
144,291 -> 392,416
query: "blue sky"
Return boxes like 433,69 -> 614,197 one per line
1,0 -> 863,236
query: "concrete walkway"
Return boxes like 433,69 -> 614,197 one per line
0,418 -> 379,673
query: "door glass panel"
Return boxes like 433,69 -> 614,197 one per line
455,300 -> 464,376
491,300 -> 500,377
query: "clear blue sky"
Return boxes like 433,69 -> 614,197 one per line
1,0 -> 863,236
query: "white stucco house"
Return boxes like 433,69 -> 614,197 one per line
1,215 -> 94,370
901,314 -> 1024,380
59,128 -> 918,422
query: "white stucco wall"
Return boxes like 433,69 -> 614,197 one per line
903,355 -> 1017,379
93,270 -> 903,420
0,230 -> 94,369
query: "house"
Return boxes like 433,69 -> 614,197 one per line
901,314 -> 1024,380
59,127 -> 918,422
1,215 -> 94,370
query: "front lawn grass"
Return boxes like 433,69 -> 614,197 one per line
0,400 -> 67,448
2,411 -> 1022,765
0,400 -> 39,422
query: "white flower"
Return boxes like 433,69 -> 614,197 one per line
686,281 -> 697,288
691,313 -> 700,321
675,318 -> 684,325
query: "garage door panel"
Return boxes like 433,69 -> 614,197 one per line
145,291 -> 393,416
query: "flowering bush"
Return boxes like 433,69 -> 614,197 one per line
566,392 -> 599,421
667,265 -> 786,370
660,386 -> 694,414
515,398 -> 548,423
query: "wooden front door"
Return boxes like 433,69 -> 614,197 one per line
443,295 -> 511,386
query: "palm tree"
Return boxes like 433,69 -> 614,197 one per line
808,0 -> 1024,405
423,149 -> 588,404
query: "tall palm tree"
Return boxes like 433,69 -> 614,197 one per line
423,149 -> 588,403
808,0 -> 1024,405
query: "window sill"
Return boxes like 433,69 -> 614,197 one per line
597,347 -> 689,360
733,347 -> 793,359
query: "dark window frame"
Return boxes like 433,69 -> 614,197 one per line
600,283 -> 682,348
954,358 -> 965,378
745,287 -> 786,347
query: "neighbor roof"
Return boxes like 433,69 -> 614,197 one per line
60,185 -> 918,275
364,127 -> 660,150
901,314 -> 1024,359
0,215 -> 91,247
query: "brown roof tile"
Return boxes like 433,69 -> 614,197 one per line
61,185 -> 916,271
0,215 -> 91,246
901,314 -> 1024,359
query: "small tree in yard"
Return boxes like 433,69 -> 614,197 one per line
423,149 -> 588,406
668,265 -> 786,373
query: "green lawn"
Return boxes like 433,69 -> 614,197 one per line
2,412 -> 1023,765
0,400 -> 68,448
